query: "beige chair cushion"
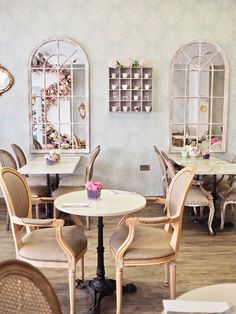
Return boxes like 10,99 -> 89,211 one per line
109,224 -> 174,260
19,225 -> 87,262
59,175 -> 85,187
185,186 -> 209,206
52,186 -> 84,198
30,185 -> 48,198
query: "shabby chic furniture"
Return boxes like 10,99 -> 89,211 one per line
0,167 -> 87,314
109,66 -> 153,112
29,37 -> 89,153
177,283 -> 236,307
109,167 -> 194,314
161,151 -> 215,235
54,189 -> 146,314
0,259 -> 62,314
0,149 -> 47,229
170,40 -> 229,152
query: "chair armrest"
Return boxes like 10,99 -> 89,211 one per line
70,214 -> 84,228
125,216 -> 171,226
153,197 -> 167,205
12,216 -> 64,228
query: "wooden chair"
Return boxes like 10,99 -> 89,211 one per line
52,145 -> 101,229
0,167 -> 87,314
0,259 -> 62,314
33,138 -> 43,150
0,149 -> 47,229
109,166 -> 195,314
161,151 -> 215,235
153,145 -> 169,198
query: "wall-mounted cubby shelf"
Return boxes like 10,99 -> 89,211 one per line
109,67 -> 153,112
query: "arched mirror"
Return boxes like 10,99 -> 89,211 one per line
170,40 -> 228,152
29,38 -> 89,153
0,66 -> 14,95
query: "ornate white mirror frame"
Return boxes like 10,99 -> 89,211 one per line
29,37 -> 90,153
169,40 -> 229,152
0,65 -> 14,95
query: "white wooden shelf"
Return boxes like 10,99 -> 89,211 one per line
109,67 -> 153,112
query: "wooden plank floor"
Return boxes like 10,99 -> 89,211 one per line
0,200 -> 236,313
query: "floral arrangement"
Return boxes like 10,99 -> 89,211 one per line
85,181 -> 103,199
211,137 -> 220,145
85,181 -> 103,191
202,150 -> 210,159
182,145 -> 201,157
45,149 -> 61,165
110,58 -> 145,68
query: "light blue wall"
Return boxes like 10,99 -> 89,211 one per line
1,0 -> 236,195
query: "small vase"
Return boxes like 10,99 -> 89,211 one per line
87,189 -> 101,199
181,151 -> 188,158
46,159 -> 54,165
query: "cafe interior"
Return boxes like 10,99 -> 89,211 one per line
1,1 -> 236,313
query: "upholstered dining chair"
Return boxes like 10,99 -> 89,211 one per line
161,151 -> 215,236
0,259 -> 62,314
52,145 -> 101,229
153,146 -> 169,198
0,167 -> 87,314
109,166 -> 195,314
0,149 -> 47,229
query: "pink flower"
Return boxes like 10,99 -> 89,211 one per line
85,181 -> 103,191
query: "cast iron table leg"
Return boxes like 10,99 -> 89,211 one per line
86,216 -> 116,314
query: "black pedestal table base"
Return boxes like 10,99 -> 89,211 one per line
76,216 -> 136,314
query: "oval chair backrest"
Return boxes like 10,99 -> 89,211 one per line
0,167 -> 30,220
153,145 -> 169,197
160,151 -> 176,181
33,139 -> 43,150
167,167 -> 195,218
0,259 -> 62,314
86,145 -> 101,182
0,150 -> 17,169
11,144 -> 27,168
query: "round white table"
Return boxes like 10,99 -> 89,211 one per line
178,283 -> 236,307
54,189 -> 146,314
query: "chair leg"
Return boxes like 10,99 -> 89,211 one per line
80,256 -> 84,282
208,201 -> 215,236
230,203 -> 235,216
6,212 -> 10,231
199,206 -> 204,219
164,263 -> 169,287
116,267 -> 123,314
220,201 -> 227,231
35,204 -> 39,219
68,267 -> 76,314
86,216 -> 90,230
169,262 -> 176,299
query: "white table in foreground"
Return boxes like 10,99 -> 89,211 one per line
54,189 -> 146,217
177,283 -> 236,307
54,189 -> 146,314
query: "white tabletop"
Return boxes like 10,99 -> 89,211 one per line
54,189 -> 146,217
169,154 -> 236,175
177,283 -> 236,307
18,155 -> 81,175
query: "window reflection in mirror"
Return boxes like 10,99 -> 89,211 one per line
29,38 -> 89,153
170,40 -> 228,152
